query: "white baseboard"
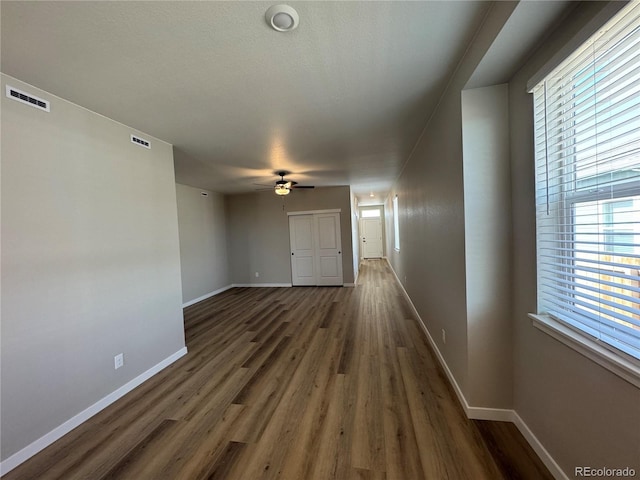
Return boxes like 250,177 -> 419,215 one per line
512,412 -> 569,480
386,261 -> 471,416
0,347 -> 188,476
182,285 -> 233,307
384,258 -> 567,480
466,406 -> 515,422
183,283 -> 292,308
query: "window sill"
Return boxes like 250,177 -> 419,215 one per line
528,313 -> 640,388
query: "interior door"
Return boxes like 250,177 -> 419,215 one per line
362,217 -> 383,258
289,215 -> 316,286
314,212 -> 343,286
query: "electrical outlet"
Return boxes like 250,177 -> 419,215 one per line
441,329 -> 446,344
114,353 -> 124,370
255,272 -> 260,278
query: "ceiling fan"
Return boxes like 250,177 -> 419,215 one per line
255,171 -> 315,196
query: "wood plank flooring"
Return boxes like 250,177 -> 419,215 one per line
3,259 -> 553,480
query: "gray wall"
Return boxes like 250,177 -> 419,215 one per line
226,187 -> 354,285
384,2 -> 517,401
385,1 -> 639,477
1,75 -> 186,461
461,84 -> 512,408
175,184 -> 229,304
387,67 -> 471,395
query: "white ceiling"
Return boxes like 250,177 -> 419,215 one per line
0,1 -> 569,205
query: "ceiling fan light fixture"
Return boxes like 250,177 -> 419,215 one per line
266,5 -> 299,32
275,185 -> 290,195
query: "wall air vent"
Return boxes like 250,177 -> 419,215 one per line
130,134 -> 151,149
6,85 -> 50,112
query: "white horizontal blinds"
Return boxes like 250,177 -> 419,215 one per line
534,2 -> 640,360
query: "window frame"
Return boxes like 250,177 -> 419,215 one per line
530,2 -> 640,386
361,208 -> 381,218
393,195 -> 400,251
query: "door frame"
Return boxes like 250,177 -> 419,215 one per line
287,208 -> 342,216
358,206 -> 385,260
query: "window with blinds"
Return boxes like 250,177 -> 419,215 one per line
393,195 -> 400,251
533,2 -> 640,362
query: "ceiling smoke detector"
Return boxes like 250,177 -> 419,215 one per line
266,5 -> 299,32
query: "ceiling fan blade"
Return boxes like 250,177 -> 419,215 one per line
291,185 -> 315,189
253,183 -> 274,187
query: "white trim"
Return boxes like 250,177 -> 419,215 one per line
182,285 -> 233,308
466,407 -> 515,422
385,258 -> 569,480
0,347 -> 188,476
287,208 -> 341,216
407,282 -> 515,422
529,314 -> 640,388
231,283 -> 292,288
512,412 -> 570,480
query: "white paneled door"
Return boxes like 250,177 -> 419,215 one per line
289,211 -> 343,286
289,214 -> 316,286
362,217 -> 383,258
315,213 -> 343,286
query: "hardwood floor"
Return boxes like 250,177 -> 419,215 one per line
3,259 -> 552,480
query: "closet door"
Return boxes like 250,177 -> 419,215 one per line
289,211 -> 343,286
289,215 -> 316,286
314,212 -> 343,286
